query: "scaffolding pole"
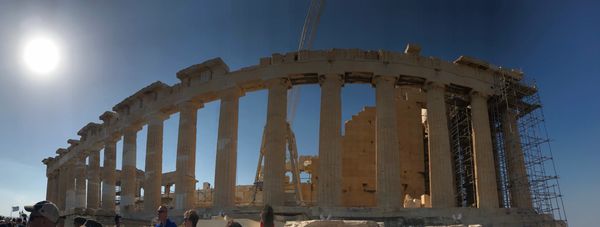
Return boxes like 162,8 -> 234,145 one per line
489,74 -> 567,223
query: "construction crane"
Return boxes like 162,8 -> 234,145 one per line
252,0 -> 325,205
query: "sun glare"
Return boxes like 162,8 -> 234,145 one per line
23,37 -> 60,75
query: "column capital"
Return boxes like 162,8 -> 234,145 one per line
123,123 -> 143,133
265,78 -> 291,89
177,100 -> 204,111
470,90 -> 491,99
104,133 -> 121,144
218,87 -> 244,101
319,74 -> 344,87
423,81 -> 446,92
372,75 -> 397,86
148,112 -> 169,124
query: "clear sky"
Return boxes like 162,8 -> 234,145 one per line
0,0 -> 598,226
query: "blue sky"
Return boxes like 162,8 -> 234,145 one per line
0,0 -> 598,226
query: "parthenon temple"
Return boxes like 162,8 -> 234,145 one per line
42,45 -> 566,226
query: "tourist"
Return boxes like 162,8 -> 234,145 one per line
83,219 -> 102,227
155,205 -> 176,227
114,215 -> 122,227
24,201 -> 61,227
182,210 -> 199,227
73,217 -> 87,227
259,204 -> 274,227
226,221 -> 242,227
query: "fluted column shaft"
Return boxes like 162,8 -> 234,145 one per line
57,166 -> 68,210
263,79 -> 289,206
426,82 -> 455,208
374,76 -> 402,208
102,139 -> 118,211
144,115 -> 167,213
87,151 -> 101,208
470,92 -> 499,208
502,109 -> 533,208
75,154 -> 87,208
214,90 -> 241,209
120,127 -> 139,211
318,74 -> 343,208
175,102 -> 201,210
46,171 -> 59,204
64,161 -> 77,210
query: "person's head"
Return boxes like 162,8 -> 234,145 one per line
73,217 -> 87,226
260,204 -> 274,226
226,221 -> 242,227
156,205 -> 168,222
24,201 -> 61,227
83,219 -> 102,227
183,210 -> 199,227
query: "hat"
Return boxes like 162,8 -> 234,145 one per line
24,201 -> 60,223
84,219 -> 103,227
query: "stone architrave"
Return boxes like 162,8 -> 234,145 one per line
214,89 -> 241,209
425,82 -> 455,208
87,150 -> 101,209
470,91 -> 499,208
102,137 -> 118,211
374,75 -> 402,209
120,126 -> 140,212
503,109 -> 533,208
317,74 -> 343,208
144,114 -> 168,213
175,101 -> 202,210
263,78 -> 289,206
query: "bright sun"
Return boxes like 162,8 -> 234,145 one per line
23,37 -> 61,75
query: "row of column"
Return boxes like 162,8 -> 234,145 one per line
46,75 -> 532,212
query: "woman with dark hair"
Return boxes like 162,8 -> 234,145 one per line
183,210 -> 199,227
260,204 -> 274,227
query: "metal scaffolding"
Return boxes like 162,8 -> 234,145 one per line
489,74 -> 567,223
446,94 -> 477,207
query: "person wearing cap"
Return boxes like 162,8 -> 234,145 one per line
24,201 -> 61,227
155,205 -> 176,227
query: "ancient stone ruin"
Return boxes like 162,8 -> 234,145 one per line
42,45 -> 566,226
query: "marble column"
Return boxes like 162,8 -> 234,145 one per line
175,101 -> 202,210
102,138 -> 118,211
425,82 -> 455,208
470,91 -> 499,208
46,171 -> 59,204
144,114 -> 167,213
75,154 -> 87,208
64,161 -> 77,210
87,151 -> 101,209
318,74 -> 343,208
57,166 -> 68,210
374,76 -> 402,208
120,126 -> 140,212
502,109 -> 533,208
263,78 -> 289,206
214,89 -> 241,209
